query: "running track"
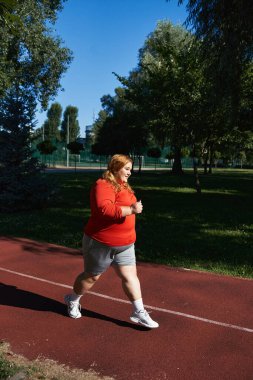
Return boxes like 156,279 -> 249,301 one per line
0,236 -> 252,380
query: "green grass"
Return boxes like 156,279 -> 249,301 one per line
0,352 -> 21,379
0,169 -> 252,278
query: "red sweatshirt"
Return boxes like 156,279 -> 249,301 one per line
84,179 -> 137,246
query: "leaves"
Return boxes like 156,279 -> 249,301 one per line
67,141 -> 84,155
37,139 -> 57,155
0,0 -> 71,211
61,106 -> 80,142
0,0 -> 73,107
177,0 -> 253,119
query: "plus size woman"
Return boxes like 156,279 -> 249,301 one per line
64,154 -> 159,329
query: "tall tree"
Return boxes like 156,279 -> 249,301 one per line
176,0 -> 253,121
0,89 -> 52,210
61,105 -> 80,142
91,110 -> 108,144
118,21 -> 204,175
0,0 -> 72,211
93,90 -> 131,156
0,0 -> 71,103
93,87 -> 149,166
42,102 -> 62,140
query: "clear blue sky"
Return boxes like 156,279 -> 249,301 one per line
36,0 -> 188,136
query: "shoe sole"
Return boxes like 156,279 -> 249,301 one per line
130,316 -> 159,329
64,296 -> 82,319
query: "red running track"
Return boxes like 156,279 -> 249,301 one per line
0,236 -> 252,380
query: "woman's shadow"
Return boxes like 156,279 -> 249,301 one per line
0,283 -> 149,331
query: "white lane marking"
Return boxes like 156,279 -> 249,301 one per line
1,266 -> 252,333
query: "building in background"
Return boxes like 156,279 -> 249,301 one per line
85,125 -> 93,139
76,125 -> 93,147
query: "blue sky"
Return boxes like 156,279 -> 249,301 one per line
36,0 -> 188,136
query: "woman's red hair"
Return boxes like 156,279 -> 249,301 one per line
102,154 -> 134,192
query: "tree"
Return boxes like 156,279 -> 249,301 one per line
42,102 -> 62,141
176,0 -> 253,122
0,89 -> 53,210
37,139 -> 57,166
61,106 -> 80,142
92,110 -> 109,144
118,21 -> 204,175
205,59 -> 253,170
0,0 -> 71,104
0,0 -> 17,26
147,147 -> 161,170
67,141 -> 84,172
0,0 -> 72,211
93,87 -> 149,167
0,0 -> 15,15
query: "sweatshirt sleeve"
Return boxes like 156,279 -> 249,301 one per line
94,180 -> 123,219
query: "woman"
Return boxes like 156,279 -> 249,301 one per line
64,154 -> 159,329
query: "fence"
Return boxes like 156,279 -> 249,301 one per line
32,141 -> 193,170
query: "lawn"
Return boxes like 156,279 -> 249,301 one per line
0,169 -> 252,278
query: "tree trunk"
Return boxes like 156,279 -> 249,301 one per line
138,155 -> 142,174
193,158 -> 201,194
131,160 -> 135,173
203,156 -> 208,174
208,148 -> 213,174
172,147 -> 183,175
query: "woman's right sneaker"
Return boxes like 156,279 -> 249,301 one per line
64,294 -> 82,319
130,310 -> 159,328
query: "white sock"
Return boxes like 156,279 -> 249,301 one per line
132,298 -> 144,313
69,292 -> 82,303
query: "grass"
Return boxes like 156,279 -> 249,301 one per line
0,346 -> 20,379
0,342 -> 113,380
0,168 -> 252,278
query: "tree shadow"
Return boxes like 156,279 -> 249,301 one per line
0,236 -> 81,257
0,283 -> 148,331
0,282 -> 67,314
135,186 -> 253,269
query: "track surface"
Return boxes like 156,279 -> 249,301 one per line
0,236 -> 252,380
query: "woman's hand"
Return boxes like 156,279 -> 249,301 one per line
120,201 -> 143,216
131,200 -> 143,214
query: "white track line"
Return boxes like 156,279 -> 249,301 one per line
1,266 -> 252,334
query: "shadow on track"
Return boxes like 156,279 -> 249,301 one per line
83,309 -> 150,331
0,236 -> 81,257
0,283 -> 149,331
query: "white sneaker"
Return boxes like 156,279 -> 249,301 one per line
130,310 -> 159,328
64,294 -> 82,319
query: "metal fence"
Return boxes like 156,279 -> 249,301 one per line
32,141 -> 193,170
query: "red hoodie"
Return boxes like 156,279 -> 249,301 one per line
84,179 -> 137,246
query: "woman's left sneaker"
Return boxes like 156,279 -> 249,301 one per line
130,310 -> 159,328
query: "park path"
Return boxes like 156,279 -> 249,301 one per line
0,236 -> 253,380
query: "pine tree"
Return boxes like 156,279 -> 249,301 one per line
0,0 -> 71,211
0,88 -> 53,211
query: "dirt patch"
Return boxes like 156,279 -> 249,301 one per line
0,341 -> 114,380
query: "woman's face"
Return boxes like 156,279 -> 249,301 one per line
115,161 -> 132,182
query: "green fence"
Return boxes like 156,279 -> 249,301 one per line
32,141 -> 193,169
